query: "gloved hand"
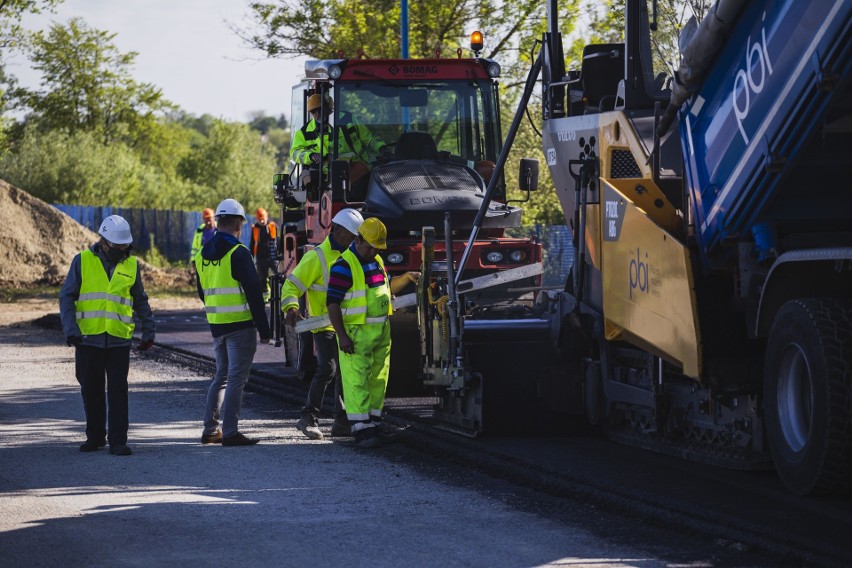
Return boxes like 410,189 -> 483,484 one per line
137,339 -> 154,352
310,152 -> 322,164
66,335 -> 82,347
379,145 -> 394,158
284,307 -> 302,327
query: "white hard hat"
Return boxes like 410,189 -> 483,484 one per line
98,215 -> 133,245
331,208 -> 364,235
215,198 -> 247,220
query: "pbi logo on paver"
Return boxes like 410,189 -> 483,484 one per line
629,248 -> 650,300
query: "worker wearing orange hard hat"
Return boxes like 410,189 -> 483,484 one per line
289,92 -> 391,195
249,207 -> 278,302
190,208 -> 217,262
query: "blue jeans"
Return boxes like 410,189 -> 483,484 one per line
204,327 -> 257,438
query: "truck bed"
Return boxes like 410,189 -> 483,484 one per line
679,0 -> 851,264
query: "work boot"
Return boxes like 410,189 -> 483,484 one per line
373,421 -> 401,443
297,416 -> 323,440
79,439 -> 106,452
222,432 -> 260,446
350,427 -> 380,448
201,430 -> 223,444
109,444 -> 133,456
331,418 -> 351,438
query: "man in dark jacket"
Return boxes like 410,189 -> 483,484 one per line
59,214 -> 156,456
195,198 -> 271,446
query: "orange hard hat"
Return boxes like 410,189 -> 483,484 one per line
202,208 -> 215,219
255,207 -> 268,220
307,93 -> 333,112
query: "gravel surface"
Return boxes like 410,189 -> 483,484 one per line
0,318 -> 681,568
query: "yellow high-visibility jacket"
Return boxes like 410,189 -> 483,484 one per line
195,244 -> 252,325
289,113 -> 386,166
75,250 -> 137,339
280,237 -> 342,333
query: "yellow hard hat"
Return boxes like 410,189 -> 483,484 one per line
358,217 -> 387,249
307,93 -> 333,112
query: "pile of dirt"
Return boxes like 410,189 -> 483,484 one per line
0,179 -> 192,289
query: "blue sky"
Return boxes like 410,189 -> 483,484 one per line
12,0 -> 307,123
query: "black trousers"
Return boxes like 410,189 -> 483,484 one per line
301,331 -> 345,421
75,345 -> 131,445
256,260 -> 272,297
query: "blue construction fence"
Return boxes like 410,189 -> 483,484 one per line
53,204 -> 252,262
507,225 -> 573,287
53,204 -> 574,280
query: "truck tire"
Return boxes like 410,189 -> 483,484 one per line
583,360 -> 602,425
764,299 -> 852,496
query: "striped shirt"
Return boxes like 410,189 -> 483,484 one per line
326,245 -> 387,305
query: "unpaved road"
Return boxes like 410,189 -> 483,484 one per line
0,311 -> 727,568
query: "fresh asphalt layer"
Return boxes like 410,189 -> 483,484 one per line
0,323 -> 702,568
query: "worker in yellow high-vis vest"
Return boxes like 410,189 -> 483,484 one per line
190,207 -> 216,261
326,217 -> 419,448
195,198 -> 272,447
282,208 -> 364,440
59,215 -> 156,456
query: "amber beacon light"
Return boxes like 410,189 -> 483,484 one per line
470,31 -> 483,55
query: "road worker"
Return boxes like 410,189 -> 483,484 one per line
282,208 -> 365,440
59,214 -> 156,456
190,207 -> 216,261
289,93 -> 391,194
325,217 -> 419,447
195,198 -> 271,446
249,207 -> 277,302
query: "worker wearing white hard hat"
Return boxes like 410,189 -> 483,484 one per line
194,198 -> 271,446
59,214 -> 156,456
281,207 -> 365,439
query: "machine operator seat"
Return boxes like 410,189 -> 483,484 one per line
394,131 -> 438,160
580,43 -> 624,112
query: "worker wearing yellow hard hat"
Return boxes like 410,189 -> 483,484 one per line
325,217 -> 419,447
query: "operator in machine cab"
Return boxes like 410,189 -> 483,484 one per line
289,93 -> 392,195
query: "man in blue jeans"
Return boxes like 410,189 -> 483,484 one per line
195,198 -> 271,446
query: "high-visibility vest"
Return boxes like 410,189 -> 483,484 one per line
195,244 -> 252,325
75,249 -> 137,339
251,221 -> 278,257
338,249 -> 392,325
281,237 -> 339,332
190,223 -> 204,259
289,113 -> 385,166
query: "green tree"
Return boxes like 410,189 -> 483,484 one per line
241,0 -> 545,61
178,119 -> 278,212
16,18 -> 171,147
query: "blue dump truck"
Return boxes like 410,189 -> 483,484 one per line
415,0 -> 851,495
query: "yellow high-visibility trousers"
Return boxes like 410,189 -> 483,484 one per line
339,321 -> 391,432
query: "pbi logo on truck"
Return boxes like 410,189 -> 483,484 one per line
629,248 -> 650,300
732,12 -> 773,145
